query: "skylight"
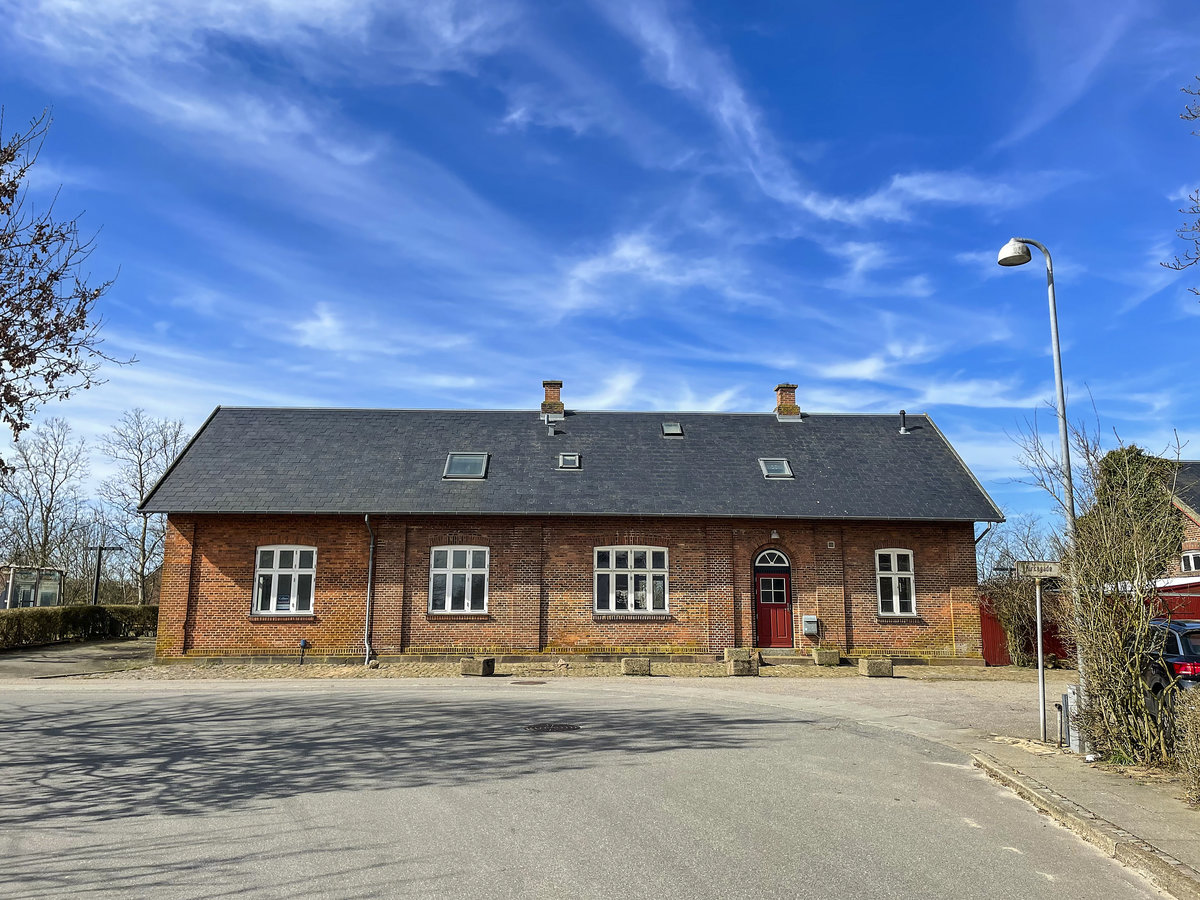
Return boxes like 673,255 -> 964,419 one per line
444,452 -> 489,479
558,453 -> 581,470
661,422 -> 684,437
759,458 -> 793,479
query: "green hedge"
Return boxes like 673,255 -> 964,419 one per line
0,605 -> 159,651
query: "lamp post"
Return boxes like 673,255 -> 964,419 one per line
999,237 -> 1083,747
996,237 -> 1077,537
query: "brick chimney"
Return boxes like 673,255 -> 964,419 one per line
774,383 -> 800,417
541,380 -> 565,415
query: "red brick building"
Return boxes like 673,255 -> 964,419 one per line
1157,461 -> 1200,619
142,382 -> 1004,662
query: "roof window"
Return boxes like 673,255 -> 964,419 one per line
444,452 -> 489,479
759,458 -> 793,479
661,422 -> 684,437
558,453 -> 581,470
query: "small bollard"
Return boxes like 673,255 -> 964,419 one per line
460,657 -> 496,677
858,657 -> 893,677
621,657 -> 651,676
298,639 -> 311,665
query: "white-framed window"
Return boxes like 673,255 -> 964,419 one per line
253,546 -> 316,615
755,549 -> 789,567
759,458 -> 793,479
594,546 -> 668,613
876,549 -> 916,616
443,452 -> 489,479
1183,552 -> 1200,573
558,453 -> 581,469
429,546 -> 489,613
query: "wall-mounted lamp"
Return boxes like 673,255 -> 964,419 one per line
770,529 -> 780,540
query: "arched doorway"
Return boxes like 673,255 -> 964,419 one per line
754,549 -> 793,648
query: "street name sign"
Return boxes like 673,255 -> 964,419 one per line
1016,560 -> 1061,578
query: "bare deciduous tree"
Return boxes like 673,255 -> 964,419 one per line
1163,77 -> 1200,296
0,109 -> 123,471
0,417 -> 89,567
99,409 -> 186,604
1019,415 -> 1184,764
977,514 -> 1066,667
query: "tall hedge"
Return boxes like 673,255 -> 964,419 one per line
0,605 -> 158,651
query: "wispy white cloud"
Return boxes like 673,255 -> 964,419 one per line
824,241 -> 932,297
573,369 -> 641,408
997,0 -> 1141,147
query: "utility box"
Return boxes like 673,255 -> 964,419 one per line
802,615 -> 820,638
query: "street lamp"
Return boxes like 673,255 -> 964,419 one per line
996,237 -> 1077,537
999,236 -> 1083,747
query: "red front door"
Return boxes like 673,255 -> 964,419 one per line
755,573 -> 793,648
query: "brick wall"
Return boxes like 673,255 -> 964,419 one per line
1165,506 -> 1200,576
159,513 -> 982,659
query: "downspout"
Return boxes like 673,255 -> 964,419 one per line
363,514 -> 376,666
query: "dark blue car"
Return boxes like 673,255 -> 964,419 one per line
1146,619 -> 1200,697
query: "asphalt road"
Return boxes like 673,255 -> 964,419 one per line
0,680 -> 1164,899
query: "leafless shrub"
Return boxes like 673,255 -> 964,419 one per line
1177,692 -> 1200,805
1018,414 -> 1183,764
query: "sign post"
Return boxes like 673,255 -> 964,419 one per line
1017,561 -> 1062,742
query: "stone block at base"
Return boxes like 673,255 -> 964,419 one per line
727,659 -> 756,676
723,648 -> 751,662
812,648 -> 840,666
858,657 -> 893,677
621,657 -> 651,676
460,657 -> 495,677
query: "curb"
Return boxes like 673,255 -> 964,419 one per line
973,752 -> 1200,900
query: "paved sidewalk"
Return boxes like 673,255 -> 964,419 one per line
0,638 -> 155,678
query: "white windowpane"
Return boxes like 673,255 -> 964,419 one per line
433,549 -> 448,568
896,554 -> 911,573
452,549 -> 467,568
431,573 -> 447,610
633,574 -> 647,610
257,574 -> 273,611
470,574 -> 486,610
879,577 -> 894,614
296,574 -> 312,612
451,574 -> 467,610
278,550 -> 294,569
298,550 -> 314,569
878,554 -> 892,572
596,550 -> 610,569
652,551 -> 666,570
472,550 -> 487,569
615,551 -> 628,568
258,550 -> 274,569
898,577 -> 913,614
276,574 -> 292,611
596,574 -> 611,610
615,574 -> 629,610
652,575 -> 666,610
633,550 -> 647,568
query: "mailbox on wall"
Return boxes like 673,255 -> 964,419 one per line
802,615 -> 820,638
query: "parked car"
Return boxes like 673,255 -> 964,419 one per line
1144,620 -> 1200,706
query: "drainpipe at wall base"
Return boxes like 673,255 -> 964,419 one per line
363,514 -> 377,666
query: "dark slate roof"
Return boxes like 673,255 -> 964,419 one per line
140,407 -> 1004,522
1176,461 -> 1200,519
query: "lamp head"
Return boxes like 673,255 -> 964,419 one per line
997,238 -> 1032,267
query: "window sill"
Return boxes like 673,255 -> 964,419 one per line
426,612 -> 492,620
248,614 -> 316,622
593,613 -> 673,622
876,614 -> 924,623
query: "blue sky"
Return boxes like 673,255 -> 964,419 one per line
1,0 -> 1198,519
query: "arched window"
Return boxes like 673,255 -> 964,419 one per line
755,549 -> 789,567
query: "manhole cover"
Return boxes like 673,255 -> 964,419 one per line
524,723 -> 581,733
511,680 -> 547,685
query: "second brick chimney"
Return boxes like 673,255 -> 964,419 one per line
774,383 -> 800,417
541,380 -> 565,415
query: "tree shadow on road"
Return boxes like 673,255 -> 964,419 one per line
0,689 -> 790,828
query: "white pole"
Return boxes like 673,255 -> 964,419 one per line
1036,577 -> 1047,742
